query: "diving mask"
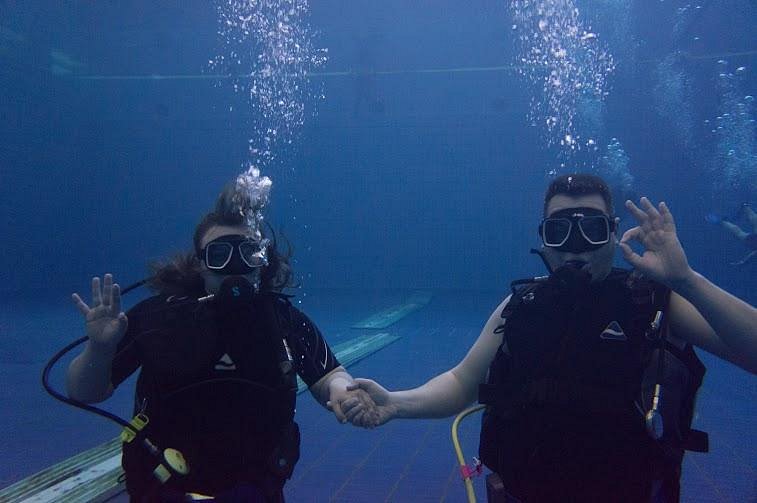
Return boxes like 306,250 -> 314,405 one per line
539,207 -> 616,253
199,234 -> 269,274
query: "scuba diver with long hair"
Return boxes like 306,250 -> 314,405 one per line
65,179 -> 376,502
343,174 -> 757,502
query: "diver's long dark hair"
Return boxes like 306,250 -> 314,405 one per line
147,183 -> 297,295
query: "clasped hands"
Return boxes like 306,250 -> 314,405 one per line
328,378 -> 393,429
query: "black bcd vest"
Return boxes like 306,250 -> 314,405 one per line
122,292 -> 301,499
479,268 -> 707,502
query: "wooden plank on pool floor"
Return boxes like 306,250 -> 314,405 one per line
351,291 -> 433,329
0,332 -> 400,503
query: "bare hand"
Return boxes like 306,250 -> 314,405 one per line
328,386 -> 380,428
343,378 -> 397,428
619,198 -> 693,289
72,274 -> 128,351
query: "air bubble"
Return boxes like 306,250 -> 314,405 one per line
210,0 -> 326,235
510,1 -> 615,162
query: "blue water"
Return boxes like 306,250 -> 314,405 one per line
1,1 -> 755,501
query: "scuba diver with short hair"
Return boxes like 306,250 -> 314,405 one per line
706,203 -> 757,266
343,174 -> 757,502
65,181 -> 376,502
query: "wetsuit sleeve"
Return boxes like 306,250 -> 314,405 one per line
285,304 -> 341,387
110,299 -> 152,388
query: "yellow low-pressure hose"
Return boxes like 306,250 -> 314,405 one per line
451,404 -> 487,503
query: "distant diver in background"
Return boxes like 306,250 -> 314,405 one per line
706,203 -> 757,265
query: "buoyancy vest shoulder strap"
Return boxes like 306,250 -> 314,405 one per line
494,280 -> 546,334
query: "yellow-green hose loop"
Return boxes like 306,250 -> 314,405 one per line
451,404 -> 487,503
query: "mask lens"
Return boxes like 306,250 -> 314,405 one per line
579,215 -> 610,244
205,242 -> 233,269
239,240 -> 267,268
542,218 -> 572,247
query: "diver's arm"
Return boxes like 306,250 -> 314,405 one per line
388,369 -> 478,419
619,198 -> 757,374
309,366 -> 352,407
66,344 -> 116,403
66,274 -> 127,402
354,296 -> 508,422
311,366 -> 379,424
669,275 -> 757,374
289,308 -> 358,419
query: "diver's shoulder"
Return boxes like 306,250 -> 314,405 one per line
257,290 -> 304,321
260,290 -> 296,307
126,292 -> 199,319
126,294 -> 166,314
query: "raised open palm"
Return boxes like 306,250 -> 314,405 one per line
72,274 -> 128,349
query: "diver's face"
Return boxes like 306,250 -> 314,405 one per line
542,193 -> 617,282
199,224 -> 264,295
